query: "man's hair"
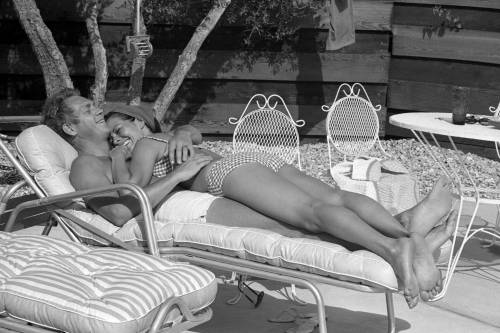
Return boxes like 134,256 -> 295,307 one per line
41,88 -> 81,142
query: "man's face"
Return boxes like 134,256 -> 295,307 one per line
64,96 -> 109,139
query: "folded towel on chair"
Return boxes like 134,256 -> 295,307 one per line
351,157 -> 382,181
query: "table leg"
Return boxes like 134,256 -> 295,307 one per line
410,130 -> 500,301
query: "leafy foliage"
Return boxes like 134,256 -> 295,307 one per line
422,5 -> 463,39
141,0 -> 326,45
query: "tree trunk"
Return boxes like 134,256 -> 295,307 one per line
127,0 -> 148,106
11,0 -> 73,97
153,0 -> 232,132
85,1 -> 108,108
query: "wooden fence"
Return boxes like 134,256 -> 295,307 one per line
0,0 -> 499,157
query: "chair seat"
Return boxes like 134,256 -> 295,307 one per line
0,232 -> 217,333
115,219 -> 452,292
331,163 -> 420,216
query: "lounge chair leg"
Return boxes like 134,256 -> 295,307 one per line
385,292 -> 396,333
300,281 -> 327,333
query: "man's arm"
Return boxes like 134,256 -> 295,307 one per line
174,124 -> 202,144
70,155 -> 183,227
167,125 -> 203,164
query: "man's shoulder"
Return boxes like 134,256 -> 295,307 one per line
71,154 -> 105,169
70,154 -> 111,188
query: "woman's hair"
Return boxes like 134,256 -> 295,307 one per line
103,103 -> 161,133
41,88 -> 81,142
104,111 -> 136,126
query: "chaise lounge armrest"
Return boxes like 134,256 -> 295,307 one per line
4,183 -> 161,255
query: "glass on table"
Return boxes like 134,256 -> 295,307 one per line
451,86 -> 470,125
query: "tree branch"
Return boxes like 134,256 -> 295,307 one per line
12,0 -> 73,97
153,0 -> 232,131
85,1 -> 108,108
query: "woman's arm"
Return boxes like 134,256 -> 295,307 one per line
110,146 -> 133,187
124,139 -> 161,187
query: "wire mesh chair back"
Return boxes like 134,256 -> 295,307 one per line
322,83 -> 382,164
229,94 -> 305,169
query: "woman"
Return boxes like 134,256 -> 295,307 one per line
104,103 -> 456,307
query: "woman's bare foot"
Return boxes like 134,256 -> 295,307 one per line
386,237 -> 420,308
398,176 -> 454,235
411,233 -> 442,301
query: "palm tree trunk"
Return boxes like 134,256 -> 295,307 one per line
11,0 -> 73,97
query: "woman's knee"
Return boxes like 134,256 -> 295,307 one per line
295,199 -> 329,233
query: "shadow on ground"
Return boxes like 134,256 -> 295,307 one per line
198,282 -> 411,333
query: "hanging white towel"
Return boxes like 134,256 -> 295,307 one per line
326,0 -> 355,50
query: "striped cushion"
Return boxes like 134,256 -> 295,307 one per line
0,232 -> 216,333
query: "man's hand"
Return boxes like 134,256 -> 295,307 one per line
173,153 -> 213,182
168,128 -> 194,165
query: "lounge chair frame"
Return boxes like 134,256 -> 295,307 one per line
0,134 -> 398,333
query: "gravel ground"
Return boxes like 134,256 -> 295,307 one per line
1,138 -> 499,199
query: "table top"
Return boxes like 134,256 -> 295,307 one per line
389,112 -> 500,142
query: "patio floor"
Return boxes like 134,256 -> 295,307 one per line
10,201 -> 500,333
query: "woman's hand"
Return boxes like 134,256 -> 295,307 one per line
173,153 -> 213,182
110,145 -> 132,160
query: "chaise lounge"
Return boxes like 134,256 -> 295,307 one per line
0,125 -> 452,333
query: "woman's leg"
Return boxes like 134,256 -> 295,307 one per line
222,163 -> 421,305
278,166 -> 410,237
278,166 -> 453,237
206,197 -> 310,238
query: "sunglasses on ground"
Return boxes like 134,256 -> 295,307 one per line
465,115 -> 490,125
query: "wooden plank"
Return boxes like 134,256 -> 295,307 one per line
0,0 -> 393,31
394,0 -> 500,10
106,81 -> 388,105
0,100 -> 387,136
390,57 -> 500,91
297,0 -> 393,31
388,80 -> 500,114
0,45 -> 390,83
0,21 -> 390,53
0,75 -> 388,106
392,25 -> 500,64
393,4 -> 500,31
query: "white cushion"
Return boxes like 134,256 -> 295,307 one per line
118,218 -> 452,291
0,232 -> 216,333
15,125 -> 120,245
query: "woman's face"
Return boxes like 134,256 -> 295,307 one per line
106,114 -> 143,150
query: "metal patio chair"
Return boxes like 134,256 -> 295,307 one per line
229,94 -> 305,169
322,83 -> 419,214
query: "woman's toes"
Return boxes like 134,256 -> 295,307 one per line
420,290 -> 431,301
405,294 -> 420,309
